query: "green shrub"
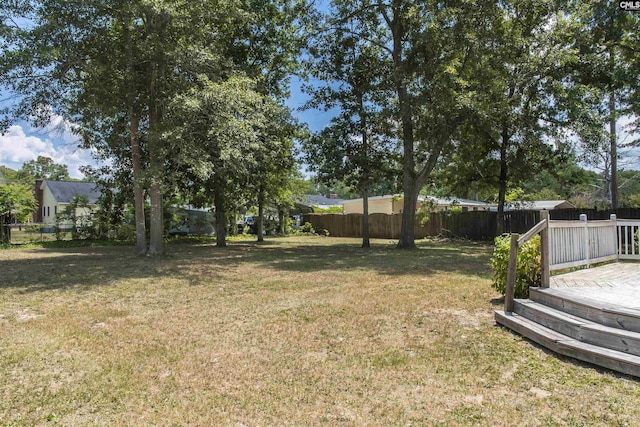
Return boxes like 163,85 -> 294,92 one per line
24,224 -> 42,234
491,234 -> 541,298
115,223 -> 136,242
316,227 -> 330,236
299,222 -> 315,234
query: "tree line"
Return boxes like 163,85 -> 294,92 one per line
1,0 -> 308,252
301,0 -> 638,248
1,0 -> 638,252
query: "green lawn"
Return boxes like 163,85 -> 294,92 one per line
1,236 -> 639,426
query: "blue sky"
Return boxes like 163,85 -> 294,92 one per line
0,115 -> 98,178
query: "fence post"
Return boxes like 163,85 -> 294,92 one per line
580,214 -> 589,268
540,211 -> 550,288
505,233 -> 519,313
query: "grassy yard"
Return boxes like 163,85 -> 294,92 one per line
1,236 -> 639,426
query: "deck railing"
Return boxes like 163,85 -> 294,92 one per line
504,213 -> 640,312
548,214 -> 618,270
618,219 -> 640,260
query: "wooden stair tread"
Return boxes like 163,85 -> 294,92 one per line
495,310 -> 640,377
530,287 -> 640,333
514,299 -> 640,357
515,299 -> 591,327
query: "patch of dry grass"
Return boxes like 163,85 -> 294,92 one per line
1,236 -> 639,426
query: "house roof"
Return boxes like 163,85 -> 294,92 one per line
503,200 -> 575,211
41,180 -> 101,204
342,194 -> 492,207
424,196 -> 493,207
302,194 -> 345,207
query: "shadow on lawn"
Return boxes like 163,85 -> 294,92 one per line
0,238 -> 492,292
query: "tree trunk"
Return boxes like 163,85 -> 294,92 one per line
358,91 -> 370,249
395,78 -> 418,248
497,128 -> 509,235
147,62 -> 164,255
278,208 -> 286,235
214,183 -> 226,247
609,46 -> 618,209
130,111 -> 147,256
391,8 -> 417,249
362,189 -> 370,248
397,184 -> 418,249
148,179 -> 164,255
230,211 -> 240,236
257,187 -> 265,242
0,215 -> 9,244
123,9 -> 147,256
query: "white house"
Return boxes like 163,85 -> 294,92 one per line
35,180 -> 100,228
342,194 -> 493,215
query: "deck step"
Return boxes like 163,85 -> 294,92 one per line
495,310 -> 640,378
530,287 -> 640,333
514,300 -> 640,357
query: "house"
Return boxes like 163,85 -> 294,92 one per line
293,194 -> 345,214
497,200 -> 576,211
341,194 -> 493,214
35,180 -> 100,228
303,194 -> 345,210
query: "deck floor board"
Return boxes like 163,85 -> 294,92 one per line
551,263 -> 640,289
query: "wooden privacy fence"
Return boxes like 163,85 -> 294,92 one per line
550,207 -> 640,220
302,213 -> 439,239
302,210 -> 539,241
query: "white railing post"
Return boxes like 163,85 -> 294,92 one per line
636,222 -> 639,257
580,214 -> 589,268
610,214 -> 618,261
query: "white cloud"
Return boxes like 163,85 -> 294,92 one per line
0,125 -> 57,163
0,122 -> 100,179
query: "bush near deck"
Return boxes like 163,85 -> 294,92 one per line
491,234 -> 541,299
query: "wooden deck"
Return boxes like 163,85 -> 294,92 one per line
496,262 -> 640,377
550,262 -> 640,290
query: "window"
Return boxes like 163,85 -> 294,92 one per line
47,206 -> 50,217
54,206 -> 57,215
42,206 -> 46,218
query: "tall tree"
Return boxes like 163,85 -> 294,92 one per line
19,156 -> 70,181
1,0 -> 304,255
0,182 -> 36,243
448,0 -> 571,221
304,8 -> 395,248
570,1 -> 640,208
314,0 -> 490,248
167,76 -> 272,247
251,105 -> 299,242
